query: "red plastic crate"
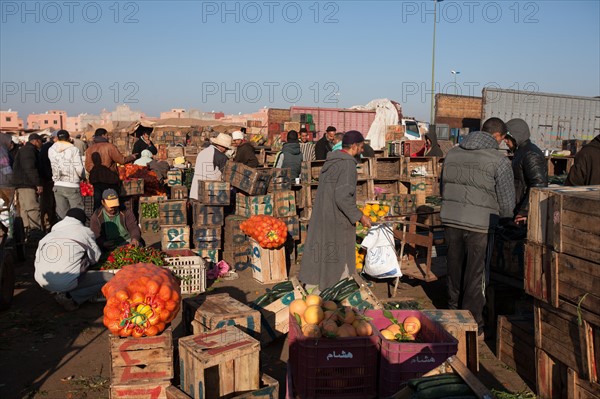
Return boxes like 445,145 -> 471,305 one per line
288,315 -> 378,399
365,309 -> 458,397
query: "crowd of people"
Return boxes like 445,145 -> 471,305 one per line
0,122 -> 598,316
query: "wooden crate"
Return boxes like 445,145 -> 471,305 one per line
192,201 -> 225,226
402,140 -> 425,156
192,225 -> 222,250
356,179 -> 372,202
197,249 -> 220,264
159,200 -> 187,225
184,146 -> 199,156
406,176 -> 439,205
535,299 -> 597,380
231,373 -> 279,399
373,180 -> 401,197
268,167 -> 292,192
490,235 -> 524,280
121,178 -> 145,196
553,188 -> 600,263
178,327 -> 260,399
167,146 -> 184,158
551,251 -> 600,318
197,181 -> 230,205
110,380 -> 171,399
374,157 -> 401,179
235,191 -> 296,218
140,218 -> 161,234
299,161 -> 325,183
528,186 -> 600,247
524,242 -> 553,303
223,162 -> 272,195
224,215 -> 249,251
251,277 -> 306,345
170,185 -> 188,200
401,156 -> 441,178
183,293 -> 261,338
222,247 -> 251,272
496,314 -> 536,388
109,327 -> 173,387
167,170 -> 183,187
250,238 -> 287,284
422,309 -> 479,373
272,190 -> 296,217
537,348 -> 600,399
378,193 -> 417,215
279,215 -> 300,241
299,218 -> 309,243
161,225 -> 190,250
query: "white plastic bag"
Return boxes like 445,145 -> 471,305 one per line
360,224 -> 402,278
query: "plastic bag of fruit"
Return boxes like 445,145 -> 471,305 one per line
240,215 -> 287,249
361,224 -> 402,278
101,263 -> 181,337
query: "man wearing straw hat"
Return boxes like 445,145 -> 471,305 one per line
190,133 -> 232,201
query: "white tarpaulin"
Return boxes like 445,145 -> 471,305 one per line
351,99 -> 402,150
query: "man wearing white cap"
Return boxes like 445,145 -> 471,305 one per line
190,133 -> 232,200
232,130 -> 259,167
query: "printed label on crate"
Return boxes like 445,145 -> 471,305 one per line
280,216 -> 299,240
159,201 -> 187,225
274,191 -> 296,217
171,185 -> 188,200
140,218 -> 161,233
193,204 -> 225,225
198,249 -> 219,263
199,181 -> 230,205
162,226 -> 189,250
325,350 -> 355,361
167,170 -> 183,186
121,178 -> 144,196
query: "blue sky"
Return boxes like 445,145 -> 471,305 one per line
1,0 -> 599,121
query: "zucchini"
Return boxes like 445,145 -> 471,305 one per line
413,376 -> 464,391
408,375 -> 462,390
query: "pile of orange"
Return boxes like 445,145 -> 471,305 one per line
355,245 -> 366,270
289,294 -> 373,339
359,203 -> 390,223
380,315 -> 422,342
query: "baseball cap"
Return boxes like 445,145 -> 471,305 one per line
102,189 -> 120,208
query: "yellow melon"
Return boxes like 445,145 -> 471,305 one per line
304,305 -> 324,325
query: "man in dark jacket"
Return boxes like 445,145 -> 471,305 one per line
232,131 -> 259,167
315,126 -> 336,160
132,126 -> 157,159
90,189 -> 141,250
505,119 -> 548,223
299,131 -> 372,292
565,134 -> 600,186
12,133 -> 44,235
441,118 -> 515,338
85,128 -> 136,209
275,130 -> 303,178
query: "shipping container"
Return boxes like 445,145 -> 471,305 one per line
290,106 -> 376,139
481,88 -> 600,150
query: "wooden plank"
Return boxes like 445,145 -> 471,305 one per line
524,243 -> 553,303
447,356 -> 494,399
423,309 -> 479,373
165,386 -> 192,399
496,315 -> 536,386
110,381 -> 171,399
170,185 -> 188,200
230,373 -> 279,399
555,251 -> 600,315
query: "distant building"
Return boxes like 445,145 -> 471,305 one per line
27,110 -> 67,130
66,116 -> 82,132
103,104 -> 146,123
160,108 -> 224,120
0,110 -> 24,130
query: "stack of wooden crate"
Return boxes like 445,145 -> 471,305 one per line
108,327 -> 174,398
159,199 -> 190,250
191,181 -> 229,260
222,214 -> 251,273
139,195 -> 167,234
525,186 -> 600,399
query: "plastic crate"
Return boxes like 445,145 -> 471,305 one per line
365,309 -> 458,397
288,315 -> 378,399
164,249 -> 206,295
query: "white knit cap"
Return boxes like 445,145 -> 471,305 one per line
232,131 -> 244,141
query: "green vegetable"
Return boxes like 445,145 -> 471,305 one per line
410,375 -> 463,391
416,382 -> 474,399
140,203 -> 159,219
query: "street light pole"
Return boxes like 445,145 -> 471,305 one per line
451,70 -> 460,95
430,0 -> 443,125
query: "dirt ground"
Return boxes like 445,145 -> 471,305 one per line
0,238 -> 535,399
